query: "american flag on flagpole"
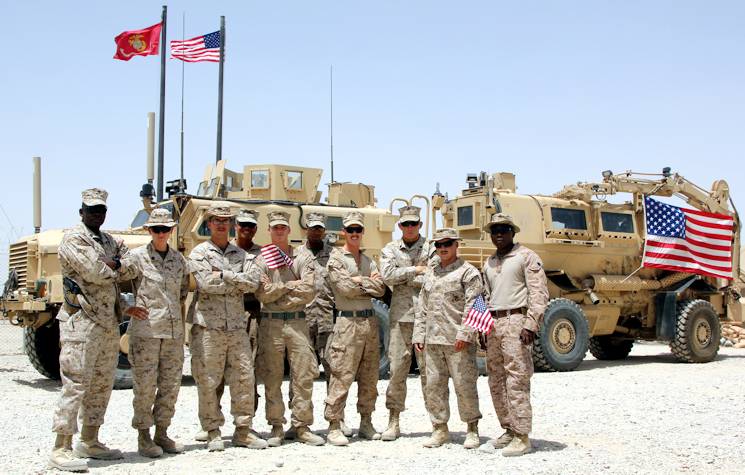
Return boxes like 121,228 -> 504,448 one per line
462,295 -> 494,334
171,31 -> 221,62
261,244 -> 294,270
642,196 -> 734,280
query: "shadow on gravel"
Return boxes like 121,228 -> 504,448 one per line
531,438 -> 567,453
181,375 -> 196,386
14,378 -> 60,392
0,368 -> 21,373
575,352 -> 745,371
88,451 -> 184,469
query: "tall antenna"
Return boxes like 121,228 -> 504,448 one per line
179,11 -> 185,192
330,65 -> 334,183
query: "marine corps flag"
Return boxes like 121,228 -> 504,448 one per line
113,22 -> 163,61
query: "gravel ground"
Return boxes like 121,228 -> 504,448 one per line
1,328 -> 744,474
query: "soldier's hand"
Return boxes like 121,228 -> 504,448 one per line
520,329 -> 536,345
454,339 -> 470,352
125,306 -> 149,320
260,274 -> 271,286
101,257 -> 117,270
415,266 -> 427,275
370,272 -> 382,280
414,343 -> 424,352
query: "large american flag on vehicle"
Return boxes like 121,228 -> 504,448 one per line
261,244 -> 293,270
171,31 -> 221,62
642,196 -> 734,280
462,295 -> 494,334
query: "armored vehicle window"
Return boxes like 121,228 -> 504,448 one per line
251,170 -> 269,189
551,208 -> 587,230
130,203 -> 175,228
287,171 -> 303,190
326,216 -> 343,231
601,212 -> 634,233
458,206 -> 473,226
197,181 -> 208,196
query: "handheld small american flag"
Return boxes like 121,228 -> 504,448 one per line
261,244 -> 294,270
642,196 -> 734,280
463,295 -> 494,334
171,31 -> 221,62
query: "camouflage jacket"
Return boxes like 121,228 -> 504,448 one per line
413,258 -> 483,345
57,223 -> 136,331
252,245 -> 315,313
327,247 -> 386,312
123,243 -> 189,339
296,242 -> 334,332
482,243 -> 549,333
232,240 -> 262,316
188,240 -> 259,331
380,235 -> 434,324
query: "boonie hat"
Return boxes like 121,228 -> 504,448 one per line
205,203 -> 236,218
343,211 -> 365,228
268,210 -> 291,227
398,206 -> 421,225
306,212 -> 326,228
236,209 -> 259,224
144,208 -> 177,228
483,213 -> 520,233
431,228 -> 460,242
82,188 -> 108,207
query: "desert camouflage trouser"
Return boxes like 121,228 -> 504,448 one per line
52,315 -> 119,435
324,316 -> 379,421
386,321 -> 426,412
309,321 -> 331,384
129,336 -> 184,429
256,318 -> 319,428
487,314 -> 534,436
190,325 -> 255,432
424,343 -> 481,425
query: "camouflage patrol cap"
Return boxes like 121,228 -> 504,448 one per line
398,205 -> 421,224
431,228 -> 460,242
236,209 -> 259,224
144,208 -> 177,228
483,213 -> 520,233
268,210 -> 291,227
342,211 -> 365,228
205,203 -> 235,218
305,212 -> 327,228
81,188 -> 108,207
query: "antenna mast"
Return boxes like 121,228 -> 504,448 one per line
330,65 -> 334,183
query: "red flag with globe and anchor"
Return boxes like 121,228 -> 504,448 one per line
113,22 -> 163,61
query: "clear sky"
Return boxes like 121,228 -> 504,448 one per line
1,1 -> 744,278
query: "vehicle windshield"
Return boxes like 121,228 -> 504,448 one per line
130,202 -> 175,228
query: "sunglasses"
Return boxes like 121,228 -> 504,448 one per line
210,218 -> 232,225
344,226 -> 364,234
490,225 -> 513,235
238,222 -> 257,229
149,226 -> 172,234
434,239 -> 456,249
400,221 -> 420,228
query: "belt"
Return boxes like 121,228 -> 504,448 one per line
490,307 -> 527,319
338,309 -> 375,318
261,311 -> 306,320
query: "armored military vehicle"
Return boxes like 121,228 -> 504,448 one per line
432,168 -> 743,371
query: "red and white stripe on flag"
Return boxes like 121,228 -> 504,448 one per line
261,244 -> 293,270
171,31 -> 221,63
642,196 -> 734,280
462,295 -> 494,334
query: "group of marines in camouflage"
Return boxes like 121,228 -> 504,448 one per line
49,188 -> 548,472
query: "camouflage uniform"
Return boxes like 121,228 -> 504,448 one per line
380,223 -> 433,413
252,242 -> 318,429
482,242 -> 548,436
52,215 -> 136,436
324,245 -> 387,422
123,240 -> 189,430
188,238 -> 259,433
413,256 -> 482,426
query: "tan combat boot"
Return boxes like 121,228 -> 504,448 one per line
358,414 -> 381,440
194,429 -> 208,442
381,411 -> 400,441
138,429 -> 164,458
296,426 -> 325,446
502,434 -> 531,457
154,426 -> 184,454
206,429 -> 224,452
463,422 -> 480,449
74,426 -> 123,460
479,429 -> 514,453
233,426 -> 268,449
49,434 -> 88,472
267,425 -> 284,447
423,423 -> 450,448
327,421 -> 349,446
340,419 -> 353,437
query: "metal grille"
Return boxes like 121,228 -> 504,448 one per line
8,241 -> 29,289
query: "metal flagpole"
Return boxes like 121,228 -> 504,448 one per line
215,16 -> 225,164
330,65 -> 334,183
156,4 -> 167,201
179,12 -> 185,193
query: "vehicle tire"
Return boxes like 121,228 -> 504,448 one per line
670,299 -> 720,363
23,318 -> 61,380
589,336 -> 634,360
113,320 -> 133,390
533,298 -> 589,372
373,299 -> 391,379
